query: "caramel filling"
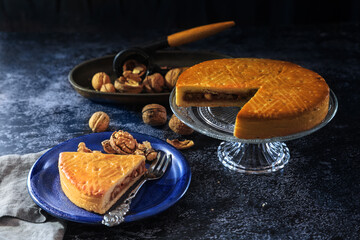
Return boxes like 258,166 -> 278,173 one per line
110,162 -> 146,201
183,89 -> 257,102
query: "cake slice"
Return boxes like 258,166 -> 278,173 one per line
176,58 -> 329,139
58,151 -> 146,214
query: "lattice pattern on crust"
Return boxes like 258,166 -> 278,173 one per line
177,58 -> 329,119
58,152 -> 145,196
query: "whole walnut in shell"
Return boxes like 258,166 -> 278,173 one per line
92,72 -> 111,91
89,111 -> 110,132
142,104 -> 167,126
169,114 -> 194,135
100,83 -> 116,93
165,67 -> 188,89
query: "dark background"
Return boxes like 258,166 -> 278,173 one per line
0,0 -> 359,33
1,1 -> 360,239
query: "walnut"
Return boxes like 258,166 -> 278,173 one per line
122,59 -> 147,77
169,114 -> 194,135
143,73 -> 165,93
142,104 -> 167,126
137,141 -> 157,161
165,67 -> 187,89
114,77 -> 143,93
92,72 -> 111,91
166,139 -> 194,149
100,83 -> 116,93
101,140 -> 117,154
102,130 -> 158,161
123,71 -> 142,83
77,142 -> 93,153
110,130 -> 138,154
89,111 -> 110,132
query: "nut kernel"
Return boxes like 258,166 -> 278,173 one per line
77,142 -> 93,153
123,59 -> 146,77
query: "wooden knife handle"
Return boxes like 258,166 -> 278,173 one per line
167,21 -> 235,47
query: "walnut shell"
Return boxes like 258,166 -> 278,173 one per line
92,72 -> 111,91
89,111 -> 110,132
122,59 -> 147,77
101,140 -> 117,154
166,139 -> 194,149
143,73 -> 165,93
169,114 -> 194,135
165,67 -> 187,89
123,71 -> 142,83
114,77 -> 143,93
142,104 -> 167,126
100,83 -> 116,93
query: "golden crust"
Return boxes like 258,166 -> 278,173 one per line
176,58 -> 329,139
58,151 -> 146,214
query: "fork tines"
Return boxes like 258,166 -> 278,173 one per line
151,151 -> 171,175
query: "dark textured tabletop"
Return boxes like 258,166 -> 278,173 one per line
0,23 -> 359,239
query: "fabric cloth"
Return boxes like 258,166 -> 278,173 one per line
0,150 -> 66,240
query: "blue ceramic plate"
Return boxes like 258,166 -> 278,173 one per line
27,132 -> 191,224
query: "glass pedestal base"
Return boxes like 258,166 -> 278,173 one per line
217,141 -> 290,174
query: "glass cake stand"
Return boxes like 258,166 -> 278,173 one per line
169,89 -> 338,174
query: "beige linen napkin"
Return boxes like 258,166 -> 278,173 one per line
0,150 -> 66,240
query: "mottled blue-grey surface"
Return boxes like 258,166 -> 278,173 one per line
0,24 -> 359,239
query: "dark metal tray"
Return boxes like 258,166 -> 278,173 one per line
68,50 -> 231,105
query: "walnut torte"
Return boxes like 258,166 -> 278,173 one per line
176,58 -> 329,139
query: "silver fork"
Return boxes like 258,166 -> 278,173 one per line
102,151 -> 172,226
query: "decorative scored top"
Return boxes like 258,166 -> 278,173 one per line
58,151 -> 145,197
177,58 -> 329,119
